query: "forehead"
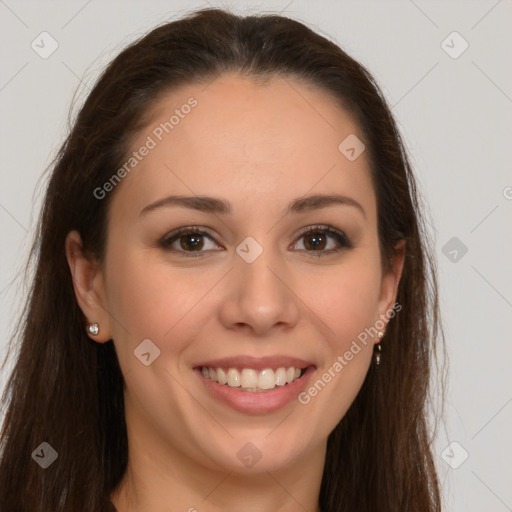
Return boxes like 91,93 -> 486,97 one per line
109,72 -> 375,221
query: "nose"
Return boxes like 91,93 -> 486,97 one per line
218,247 -> 300,337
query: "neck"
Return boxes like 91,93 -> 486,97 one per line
110,417 -> 325,512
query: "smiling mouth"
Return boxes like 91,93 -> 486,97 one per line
198,366 -> 308,392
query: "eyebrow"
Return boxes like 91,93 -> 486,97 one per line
139,193 -> 366,219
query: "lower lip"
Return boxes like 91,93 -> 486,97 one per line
194,366 -> 316,414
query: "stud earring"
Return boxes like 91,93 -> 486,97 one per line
88,322 -> 99,336
374,331 -> 384,366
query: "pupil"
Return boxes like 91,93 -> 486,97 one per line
181,234 -> 203,251
306,233 -> 325,250
178,232 -> 328,252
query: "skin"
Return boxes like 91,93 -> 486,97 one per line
66,72 -> 405,512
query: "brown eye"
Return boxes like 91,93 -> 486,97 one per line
159,224 -> 352,258
292,225 -> 352,256
177,233 -> 205,251
159,227 -> 221,257
303,231 -> 328,250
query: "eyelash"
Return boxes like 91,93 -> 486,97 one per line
159,224 -> 352,258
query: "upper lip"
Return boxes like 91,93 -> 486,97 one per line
194,355 -> 315,371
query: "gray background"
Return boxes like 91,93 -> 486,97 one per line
1,1 -> 511,510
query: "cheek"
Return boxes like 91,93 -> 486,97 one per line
305,258 -> 382,349
103,245 -> 208,360
104,235 -> 382,365
294,260 -> 382,436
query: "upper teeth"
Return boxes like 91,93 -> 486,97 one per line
201,366 -> 302,390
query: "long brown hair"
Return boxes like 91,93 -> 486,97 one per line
0,7 -> 446,511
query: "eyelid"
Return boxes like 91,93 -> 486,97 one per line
159,224 -> 352,256
290,224 -> 352,254
159,226 -> 222,248
295,224 -> 350,242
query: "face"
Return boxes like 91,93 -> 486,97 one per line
68,72 -> 403,474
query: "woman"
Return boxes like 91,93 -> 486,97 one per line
0,7 -> 445,511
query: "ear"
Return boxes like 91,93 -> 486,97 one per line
65,230 -> 112,343
376,239 -> 406,334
